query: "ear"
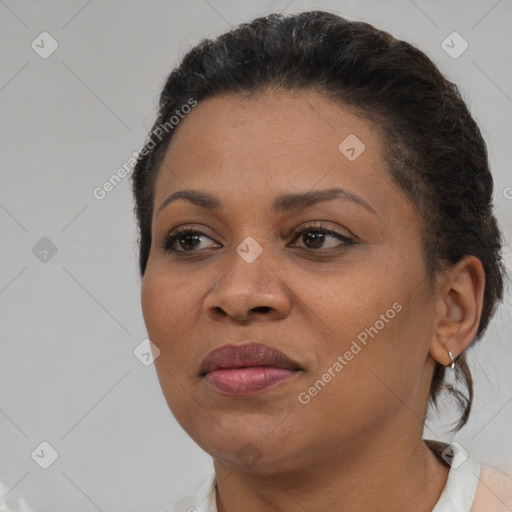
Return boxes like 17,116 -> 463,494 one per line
429,255 -> 486,366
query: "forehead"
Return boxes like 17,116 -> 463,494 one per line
152,90 -> 397,215
162,89 -> 382,158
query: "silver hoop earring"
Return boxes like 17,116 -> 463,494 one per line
447,350 -> 455,369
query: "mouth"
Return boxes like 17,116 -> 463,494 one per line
200,342 -> 303,397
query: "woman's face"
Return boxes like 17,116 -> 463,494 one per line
141,90 -> 440,471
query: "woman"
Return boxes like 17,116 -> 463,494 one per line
131,10 -> 512,511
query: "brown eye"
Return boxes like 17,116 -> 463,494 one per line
290,226 -> 356,251
162,229 -> 219,252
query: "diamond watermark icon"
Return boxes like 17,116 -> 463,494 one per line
236,237 -> 263,263
32,237 -> 58,263
441,442 -> 468,469
338,134 -> 366,161
31,32 -> 59,59
441,32 -> 468,59
134,338 -> 161,366
236,442 -> 262,468
31,441 -> 59,469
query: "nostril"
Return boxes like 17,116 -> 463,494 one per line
251,306 -> 272,314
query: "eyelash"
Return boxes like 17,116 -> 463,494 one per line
160,222 -> 357,255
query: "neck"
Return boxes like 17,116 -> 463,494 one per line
213,426 -> 449,512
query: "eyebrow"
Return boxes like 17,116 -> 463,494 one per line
157,188 -> 377,216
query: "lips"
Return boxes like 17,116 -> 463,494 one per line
200,342 -> 303,396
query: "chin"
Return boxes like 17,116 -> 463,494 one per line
188,413 -> 306,466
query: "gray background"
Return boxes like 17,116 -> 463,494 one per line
1,0 -> 511,510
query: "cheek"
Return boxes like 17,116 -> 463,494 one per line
311,258 -> 433,394
140,268 -> 207,424
140,267 -> 201,357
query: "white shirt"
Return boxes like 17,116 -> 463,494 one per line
160,442 -> 512,512
0,481 -> 34,512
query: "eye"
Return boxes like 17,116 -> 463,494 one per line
289,223 -> 356,251
161,222 -> 357,255
161,228 -> 220,253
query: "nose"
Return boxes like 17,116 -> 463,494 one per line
203,247 -> 292,324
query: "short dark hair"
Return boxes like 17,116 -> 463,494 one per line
131,10 -> 505,431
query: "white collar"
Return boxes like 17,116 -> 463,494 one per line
432,442 -> 481,512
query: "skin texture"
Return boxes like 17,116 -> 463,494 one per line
141,89 -> 485,511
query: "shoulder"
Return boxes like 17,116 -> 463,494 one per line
425,440 -> 512,512
157,472 -> 217,512
471,465 -> 512,512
